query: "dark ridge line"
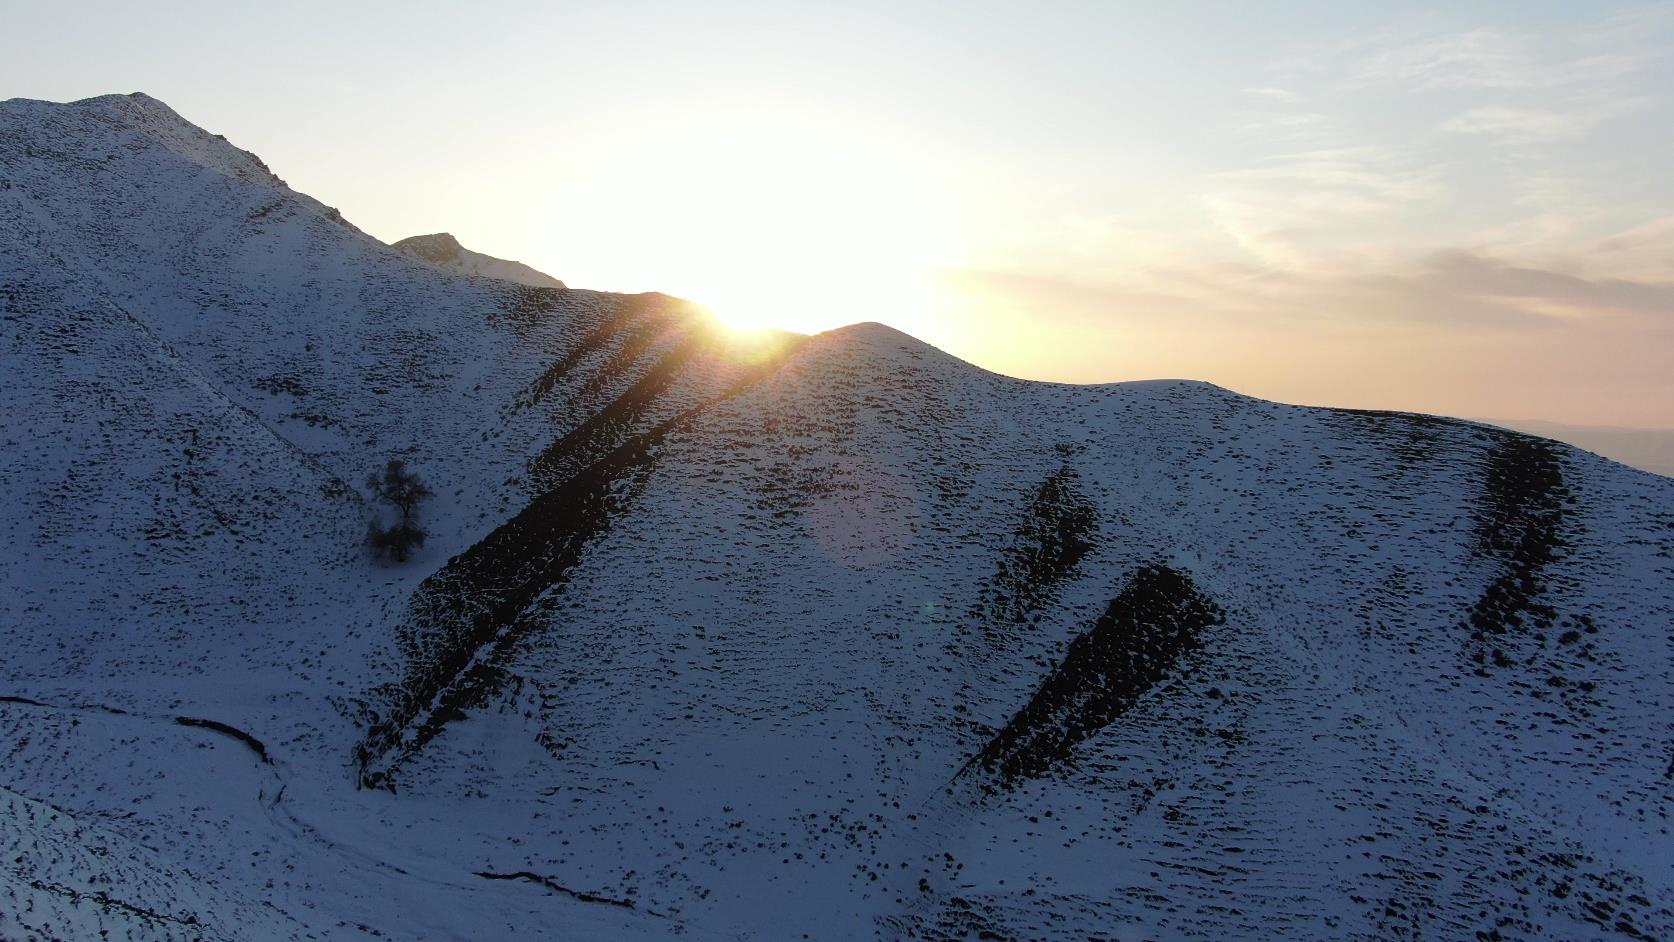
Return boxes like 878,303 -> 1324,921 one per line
526,333 -> 702,487
513,292 -> 680,414
963,462 -> 1097,651
174,716 -> 271,764
515,312 -> 617,409
1465,431 -> 1568,670
474,871 -> 650,913
1323,406 -> 1461,428
0,782 -> 99,825
957,563 -> 1225,791
357,419 -> 667,785
1313,410 -> 1577,673
356,332 -> 809,787
0,696 -> 271,765
0,694 -> 128,716
528,311 -> 781,488
571,301 -> 689,403
356,429 -> 658,787
24,877 -> 204,929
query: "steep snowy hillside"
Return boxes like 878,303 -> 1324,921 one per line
393,232 -> 567,290
3,93 -> 1673,942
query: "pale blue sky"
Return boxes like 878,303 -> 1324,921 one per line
6,1 -> 1673,424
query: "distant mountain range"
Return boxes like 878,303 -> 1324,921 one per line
3,92 -> 1672,941
1477,418 -> 1674,479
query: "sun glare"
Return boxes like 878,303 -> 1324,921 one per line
694,257 -> 936,338
538,107 -> 956,340
702,303 -> 782,335
659,174 -> 943,338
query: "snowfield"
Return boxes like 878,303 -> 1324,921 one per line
2,93 -> 1672,941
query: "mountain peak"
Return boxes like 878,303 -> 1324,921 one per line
391,232 -> 564,290
0,91 -> 287,190
71,90 -> 174,112
391,232 -> 465,263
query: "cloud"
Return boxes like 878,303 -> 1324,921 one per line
1354,28 -> 1542,90
1207,4 -> 1674,280
1416,249 -> 1674,318
1439,92 -> 1650,145
1598,215 -> 1674,252
949,245 -> 1673,333
1233,110 -> 1330,130
1295,12 -> 1671,93
1438,106 -> 1591,144
1241,87 -> 1298,103
1593,215 -> 1674,278
932,242 -> 1674,423
930,7 -> 1674,422
1201,149 -> 1443,268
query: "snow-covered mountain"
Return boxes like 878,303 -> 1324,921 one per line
392,231 -> 567,290
3,93 -> 1672,942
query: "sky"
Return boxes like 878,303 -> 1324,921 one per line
5,1 -> 1673,426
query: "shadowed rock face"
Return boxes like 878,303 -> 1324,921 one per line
970,563 -> 1224,789
969,463 -> 1098,649
1466,433 -> 1567,668
356,423 -> 663,788
356,316 -> 807,787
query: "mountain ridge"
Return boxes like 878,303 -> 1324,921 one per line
3,93 -> 1672,941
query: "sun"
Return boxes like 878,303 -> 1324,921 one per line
692,260 -> 940,340
667,196 -> 946,340
696,289 -> 801,336
534,105 -> 958,341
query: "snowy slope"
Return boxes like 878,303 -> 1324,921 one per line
3,94 -> 1672,942
393,232 -> 567,290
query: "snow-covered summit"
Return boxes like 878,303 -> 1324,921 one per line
6,91 -> 288,189
3,94 -> 1673,941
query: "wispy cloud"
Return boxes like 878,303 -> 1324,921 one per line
1354,28 -> 1543,90
1231,110 -> 1333,135
1594,215 -> 1674,278
1413,249 -> 1674,319
1286,8 -> 1672,93
1201,148 -> 1444,269
939,242 -> 1673,424
1438,92 -> 1650,145
1438,106 -> 1591,143
1198,4 -> 1674,280
945,4 -> 1674,423
949,246 -> 1652,331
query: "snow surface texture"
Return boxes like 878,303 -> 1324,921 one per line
392,232 -> 567,291
2,93 -> 1672,941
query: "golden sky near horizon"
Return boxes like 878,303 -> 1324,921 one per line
6,1 -> 1673,426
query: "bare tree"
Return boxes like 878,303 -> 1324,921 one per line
365,459 -> 433,562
